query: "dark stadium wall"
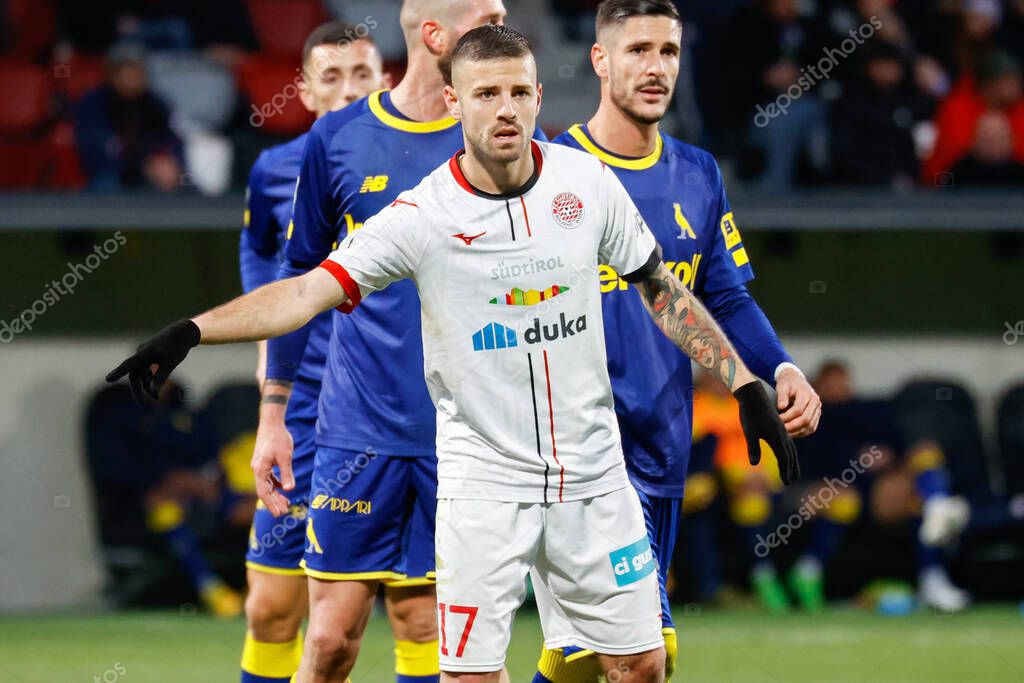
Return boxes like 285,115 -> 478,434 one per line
2,230 -> 1020,335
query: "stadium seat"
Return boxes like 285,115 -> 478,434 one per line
246,0 -> 329,57
43,120 -> 87,189
3,0 -> 57,61
890,379 -> 993,499
0,140 -> 49,187
146,52 -> 237,134
996,382 -> 1024,496
237,55 -> 315,136
53,52 -> 107,104
0,61 -> 51,136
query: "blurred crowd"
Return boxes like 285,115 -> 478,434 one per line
671,360 -> 1024,614
83,360 -> 1024,615
1,0 -> 1023,193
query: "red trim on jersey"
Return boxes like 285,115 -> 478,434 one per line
542,349 -> 565,502
390,198 -> 418,208
519,196 -> 532,237
448,141 -> 544,197
318,259 -> 361,313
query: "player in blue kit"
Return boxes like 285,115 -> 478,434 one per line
249,2 -> 542,681
538,1 -> 822,680
238,22 -> 389,683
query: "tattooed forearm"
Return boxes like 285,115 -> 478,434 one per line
636,263 -> 753,391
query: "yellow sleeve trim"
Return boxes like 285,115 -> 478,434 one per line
245,561 -> 307,576
368,90 -> 458,133
732,247 -> 750,267
566,124 -> 662,170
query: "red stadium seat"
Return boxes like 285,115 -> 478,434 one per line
43,120 -> 87,189
246,0 -> 329,57
237,56 -> 315,136
4,0 -> 57,61
0,140 -> 48,188
54,53 -> 107,104
0,61 -> 51,136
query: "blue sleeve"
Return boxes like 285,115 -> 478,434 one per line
266,126 -> 338,382
699,158 -> 755,294
532,126 -> 549,142
239,154 -> 283,293
701,284 -> 792,385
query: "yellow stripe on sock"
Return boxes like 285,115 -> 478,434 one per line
536,646 -> 602,683
394,639 -> 439,676
241,631 -> 302,679
663,627 -> 678,681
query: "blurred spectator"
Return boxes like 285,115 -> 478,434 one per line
797,360 -> 973,612
85,381 -> 252,615
73,44 -> 184,192
950,109 -> 1024,186
923,50 -> 1024,184
702,0 -> 829,191
831,40 -> 931,188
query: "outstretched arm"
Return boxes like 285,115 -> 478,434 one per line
106,268 -> 347,401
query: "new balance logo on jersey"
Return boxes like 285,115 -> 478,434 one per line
359,175 -> 389,193
453,231 -> 487,245
473,322 -> 518,351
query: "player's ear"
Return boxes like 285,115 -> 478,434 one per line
298,78 -> 316,113
535,82 -> 543,116
591,42 -> 608,79
443,84 -> 461,120
421,20 -> 444,56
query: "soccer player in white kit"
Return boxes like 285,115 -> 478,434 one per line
108,25 -> 799,683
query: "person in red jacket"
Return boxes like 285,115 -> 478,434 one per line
923,50 -> 1024,185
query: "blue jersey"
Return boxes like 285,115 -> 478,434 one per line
273,90 -> 465,455
240,133 -> 330,417
554,124 -> 790,497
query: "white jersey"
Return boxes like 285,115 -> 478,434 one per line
321,141 -> 660,503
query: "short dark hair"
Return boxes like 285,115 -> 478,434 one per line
301,21 -> 373,67
596,0 -> 681,35
451,24 -> 532,77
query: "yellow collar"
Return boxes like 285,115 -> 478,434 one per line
567,123 -> 662,170
367,90 -> 458,133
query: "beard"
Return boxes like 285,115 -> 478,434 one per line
611,81 -> 672,125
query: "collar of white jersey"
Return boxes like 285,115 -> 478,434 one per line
448,140 -> 544,200
567,123 -> 663,170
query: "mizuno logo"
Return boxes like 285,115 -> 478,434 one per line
472,322 -> 518,351
453,231 -> 487,245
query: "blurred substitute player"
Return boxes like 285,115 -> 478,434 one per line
542,1 -> 821,678
238,22 -> 388,683
259,2 -> 526,682
107,25 -> 800,683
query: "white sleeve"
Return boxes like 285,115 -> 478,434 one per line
318,194 -> 428,312
597,164 -> 661,282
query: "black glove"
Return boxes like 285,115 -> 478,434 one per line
106,319 -> 201,403
734,381 -> 801,485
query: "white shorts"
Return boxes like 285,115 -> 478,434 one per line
434,486 -> 664,672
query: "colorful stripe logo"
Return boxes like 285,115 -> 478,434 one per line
472,322 -> 518,351
490,285 -> 569,306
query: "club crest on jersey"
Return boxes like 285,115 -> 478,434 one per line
551,192 -> 584,229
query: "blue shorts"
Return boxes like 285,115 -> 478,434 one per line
245,409 -> 318,575
635,486 -> 680,631
302,447 -> 436,584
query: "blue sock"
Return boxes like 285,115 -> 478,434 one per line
915,468 -> 951,501
240,673 -> 290,683
161,522 -> 216,589
397,676 -> 439,683
807,518 -> 846,565
531,673 -> 555,683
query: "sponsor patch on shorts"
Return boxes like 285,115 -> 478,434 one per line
609,536 -> 655,586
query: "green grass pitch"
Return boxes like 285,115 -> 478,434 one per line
0,606 -> 1022,682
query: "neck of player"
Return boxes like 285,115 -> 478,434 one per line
389,58 -> 452,122
460,142 -> 534,195
587,100 -> 659,158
